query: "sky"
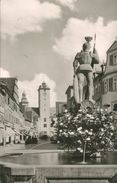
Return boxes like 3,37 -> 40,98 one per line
0,0 -> 117,107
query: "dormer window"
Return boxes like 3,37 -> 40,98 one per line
110,53 -> 117,65
113,54 -> 117,65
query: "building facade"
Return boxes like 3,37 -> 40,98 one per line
101,41 -> 117,111
0,78 -> 25,145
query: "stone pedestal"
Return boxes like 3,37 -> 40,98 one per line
80,99 -> 95,113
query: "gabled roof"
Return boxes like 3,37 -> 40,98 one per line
107,41 -> 117,53
0,77 -> 17,96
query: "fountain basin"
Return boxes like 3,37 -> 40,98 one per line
0,150 -> 117,166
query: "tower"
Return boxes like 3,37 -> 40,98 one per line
20,91 -> 29,113
38,82 -> 51,136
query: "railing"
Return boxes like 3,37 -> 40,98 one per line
0,164 -> 117,183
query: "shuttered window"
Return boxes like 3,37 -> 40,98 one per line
113,76 -> 117,91
104,79 -> 108,93
102,81 -> 104,94
113,104 -> 117,111
113,54 -> 117,65
109,78 -> 113,91
110,55 -> 113,65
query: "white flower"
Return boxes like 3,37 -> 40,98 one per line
100,108 -> 104,112
77,140 -> 81,144
59,129 -> 62,133
88,131 -> 93,135
90,116 -> 95,119
63,132 -> 66,135
109,116 -> 113,120
77,127 -> 82,131
60,123 -> 63,126
110,126 -> 114,130
77,147 -> 83,153
110,132 -> 113,136
69,131 -> 74,136
86,137 -> 90,141
86,114 -> 92,118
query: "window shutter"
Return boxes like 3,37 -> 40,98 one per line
109,77 -> 113,91
102,81 -> 104,94
110,55 -> 113,65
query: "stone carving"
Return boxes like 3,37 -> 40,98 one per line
73,36 -> 99,105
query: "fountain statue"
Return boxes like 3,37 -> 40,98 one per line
73,36 -> 99,110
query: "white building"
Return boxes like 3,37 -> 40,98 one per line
102,40 -> 117,111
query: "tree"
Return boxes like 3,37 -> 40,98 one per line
54,108 -> 116,162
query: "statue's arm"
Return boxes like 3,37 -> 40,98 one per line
73,52 -> 80,73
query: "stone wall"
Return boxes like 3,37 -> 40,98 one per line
0,164 -> 117,183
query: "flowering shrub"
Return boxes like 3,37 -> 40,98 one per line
54,109 -> 116,155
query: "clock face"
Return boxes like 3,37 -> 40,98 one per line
80,100 -> 95,112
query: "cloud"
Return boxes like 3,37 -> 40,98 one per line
18,73 -> 56,107
0,67 -> 10,77
55,0 -> 77,10
1,0 -> 61,39
0,67 -> 56,107
53,17 -> 117,61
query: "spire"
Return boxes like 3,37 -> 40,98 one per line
21,91 -> 28,106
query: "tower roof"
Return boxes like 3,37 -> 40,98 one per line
21,91 -> 28,105
38,82 -> 50,91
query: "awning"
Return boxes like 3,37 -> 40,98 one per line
6,127 -> 15,136
13,129 -> 21,135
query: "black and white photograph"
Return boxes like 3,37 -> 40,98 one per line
0,0 -> 117,182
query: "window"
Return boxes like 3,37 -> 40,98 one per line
110,54 -> 117,65
95,83 -> 101,93
109,78 -> 113,91
44,117 -> 46,122
104,79 -> 108,93
113,77 -> 117,91
44,124 -> 47,128
113,104 -> 117,111
110,55 -> 113,65
113,54 -> 117,65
